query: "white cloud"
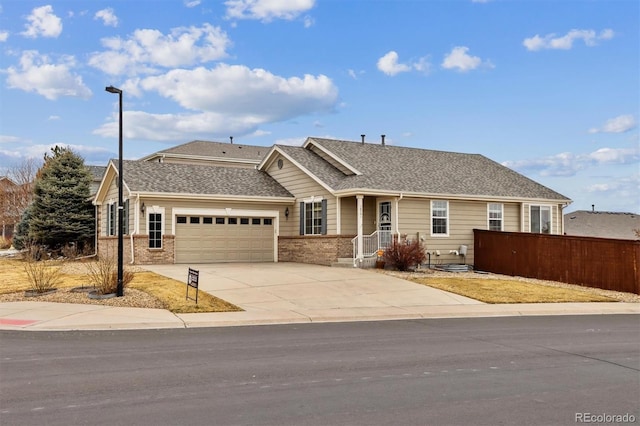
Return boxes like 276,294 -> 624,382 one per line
225,0 -> 315,22
274,137 -> 306,146
0,31 -> 8,42
47,115 -> 60,121
184,0 -> 202,7
95,65 -> 338,141
139,64 -> 338,118
303,15 -> 314,28
21,5 -> 62,39
377,51 -> 411,76
441,46 -> 492,72
377,51 -> 429,76
503,147 -> 640,177
6,50 -> 92,100
89,24 -> 231,76
0,135 -> 21,144
94,8 -> 118,27
94,110 -> 262,142
588,114 -> 637,134
523,28 -> 614,51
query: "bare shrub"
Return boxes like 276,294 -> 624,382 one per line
85,254 -> 134,295
23,244 -> 64,293
382,237 -> 426,271
0,236 -> 11,249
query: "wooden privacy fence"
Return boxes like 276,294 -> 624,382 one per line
473,229 -> 640,295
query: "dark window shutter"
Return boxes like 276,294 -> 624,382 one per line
321,199 -> 327,235
299,201 -> 305,235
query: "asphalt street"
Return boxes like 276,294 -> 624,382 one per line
1,315 -> 639,426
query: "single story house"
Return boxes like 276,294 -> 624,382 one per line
93,136 -> 572,267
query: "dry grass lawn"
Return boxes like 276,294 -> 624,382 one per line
409,276 -> 617,303
0,257 -> 241,313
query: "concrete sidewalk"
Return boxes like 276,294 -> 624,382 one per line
1,263 -> 638,331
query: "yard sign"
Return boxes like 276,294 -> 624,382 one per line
186,268 -> 199,304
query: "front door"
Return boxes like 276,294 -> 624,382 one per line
378,201 -> 392,248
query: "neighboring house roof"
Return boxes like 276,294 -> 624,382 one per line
105,160 -> 293,199
0,176 -> 18,188
140,140 -> 269,165
564,210 -> 640,240
267,137 -> 571,202
86,165 -> 107,181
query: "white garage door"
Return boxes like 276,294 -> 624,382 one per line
175,215 -> 275,263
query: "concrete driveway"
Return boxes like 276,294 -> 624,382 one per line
143,263 -> 483,324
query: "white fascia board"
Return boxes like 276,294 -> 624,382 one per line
257,145 -> 280,170
303,138 -> 362,176
92,161 -> 117,205
132,191 -> 295,204
333,188 -> 572,204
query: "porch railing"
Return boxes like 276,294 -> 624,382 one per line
351,230 -> 394,266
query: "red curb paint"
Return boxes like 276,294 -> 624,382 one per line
0,318 -> 38,326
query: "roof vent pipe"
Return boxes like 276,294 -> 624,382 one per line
381,134 -> 386,146
230,136 -> 233,144
361,134 -> 365,144
592,204 -> 595,212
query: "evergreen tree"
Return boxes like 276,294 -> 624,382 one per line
24,146 -> 94,250
12,204 -> 32,250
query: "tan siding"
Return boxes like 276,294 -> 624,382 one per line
397,198 -> 426,232
504,203 -> 520,231
363,197 -> 376,234
522,203 -> 530,232
139,197 -> 286,236
265,154 -> 335,236
340,196 -> 376,235
340,197 -> 357,234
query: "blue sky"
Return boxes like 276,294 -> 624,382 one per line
0,0 -> 638,213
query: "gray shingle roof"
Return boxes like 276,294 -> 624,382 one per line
564,210 -> 640,240
304,138 -> 571,200
86,165 -> 106,181
275,144 -> 347,189
115,160 -> 293,198
157,140 -> 268,162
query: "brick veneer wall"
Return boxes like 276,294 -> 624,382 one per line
98,235 -> 175,264
278,235 -> 355,266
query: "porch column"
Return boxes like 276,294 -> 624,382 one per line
356,194 -> 364,263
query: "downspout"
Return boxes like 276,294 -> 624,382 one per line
395,193 -> 403,239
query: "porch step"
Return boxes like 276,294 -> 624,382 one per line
331,257 -> 355,268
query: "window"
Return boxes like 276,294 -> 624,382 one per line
190,216 -> 200,224
431,200 -> 448,236
148,213 -> 162,248
228,217 -> 237,225
301,199 -> 326,235
264,218 -> 273,225
177,216 -> 187,224
252,218 -> 261,225
107,203 -> 116,236
240,218 -> 249,225
488,203 -> 503,231
530,206 -> 551,234
203,217 -> 213,224
215,217 -> 225,224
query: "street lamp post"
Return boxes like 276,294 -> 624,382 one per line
105,85 -> 124,297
